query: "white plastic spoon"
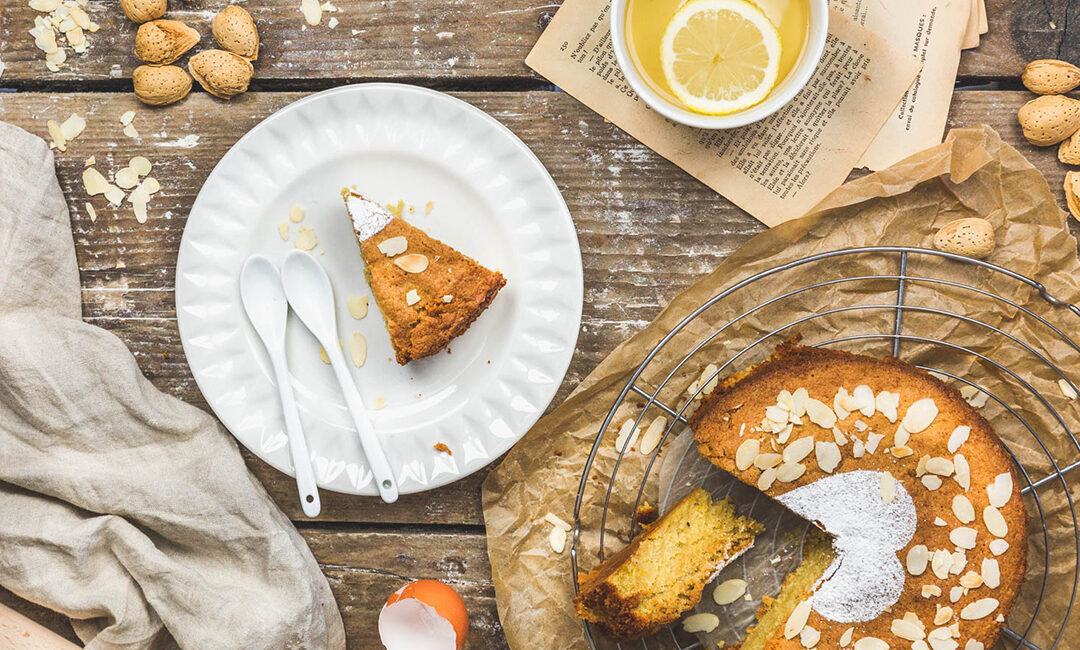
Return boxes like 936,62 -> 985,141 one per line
240,255 -> 321,517
280,249 -> 400,503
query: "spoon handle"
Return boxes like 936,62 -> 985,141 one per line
271,355 -> 322,517
326,348 -> 399,503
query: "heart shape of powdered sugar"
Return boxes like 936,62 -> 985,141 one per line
777,470 -> 917,623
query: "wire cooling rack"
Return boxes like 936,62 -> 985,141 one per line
570,247 -> 1080,650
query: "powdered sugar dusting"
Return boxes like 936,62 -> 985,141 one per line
777,470 -> 917,623
345,193 -> 392,241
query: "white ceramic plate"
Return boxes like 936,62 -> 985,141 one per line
176,84 -> 582,496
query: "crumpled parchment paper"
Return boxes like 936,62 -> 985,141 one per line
482,125 -> 1080,649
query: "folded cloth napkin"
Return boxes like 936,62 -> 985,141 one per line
0,122 -> 346,649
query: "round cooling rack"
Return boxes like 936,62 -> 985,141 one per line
571,247 -> 1080,650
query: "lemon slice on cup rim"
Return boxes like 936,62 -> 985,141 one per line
660,0 -> 782,116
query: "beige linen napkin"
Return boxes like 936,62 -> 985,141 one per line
0,122 -> 346,650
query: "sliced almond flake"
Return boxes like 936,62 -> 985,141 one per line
119,110 -> 136,126
638,416 -> 667,455
712,579 -> 748,605
114,167 -> 139,189
374,396 -> 386,409
935,605 -> 954,626
880,471 -> 896,503
799,625 -> 820,648
1059,379 -> 1078,400
986,473 -> 1012,508
82,166 -> 110,195
832,426 -> 847,445
865,432 -> 885,454
922,585 -> 942,598
300,0 -> 323,25
548,525 -> 566,554
960,385 -> 989,408
805,398 -> 836,428
891,445 -> 914,458
735,438 -> 760,471
917,454 -> 930,477
791,387 -> 808,417
45,48 -> 67,70
613,419 -> 639,453
960,598 -> 998,620
851,384 -> 875,416
931,549 -> 951,579
46,119 -> 66,151
833,387 -> 852,420
853,419 -> 868,432
839,627 -> 854,647
921,474 -> 942,491
84,202 -> 96,222
394,253 -> 429,273
949,550 -> 967,575
953,454 -> 971,491
69,5 -> 90,28
29,0 -> 60,11
543,512 -> 571,531
981,558 -> 1000,589
959,570 -> 982,589
965,641 -> 985,650
103,185 -> 124,207
765,404 -> 788,424
983,505 -> 1008,538
925,457 -> 954,476
59,113 -> 85,140
349,333 -> 367,367
776,461 -> 806,483
952,495 -> 975,523
377,235 -> 408,256
140,176 -> 160,194
123,123 -> 139,138
35,29 -> 59,55
903,398 -> 939,433
757,467 -> 777,490
776,423 -> 793,443
131,196 -> 148,223
783,436 -> 814,463
326,15 -> 339,28
892,619 -> 926,641
894,426 -> 910,448
876,390 -> 900,422
278,222 -> 290,240
989,539 -> 1009,556
753,452 -> 782,469
906,544 -> 929,576
815,441 -> 841,473
783,599 -> 812,639
84,155 -> 95,166
934,516 -> 947,526
947,426 -> 970,453
950,527 -> 977,549
289,204 -> 305,223
853,639 -> 888,650
852,439 -> 865,458
129,156 -> 152,176
950,586 -> 964,603
295,226 -> 318,251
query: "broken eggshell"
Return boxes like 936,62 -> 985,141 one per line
378,580 -> 468,650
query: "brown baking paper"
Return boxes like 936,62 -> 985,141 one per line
482,125 -> 1080,650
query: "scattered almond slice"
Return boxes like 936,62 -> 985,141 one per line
115,166 -> 140,189
347,295 -> 369,319
921,474 -> 942,491
947,426 -> 970,453
880,471 -> 896,503
891,618 -> 926,641
783,436 -> 814,464
290,204 -> 305,223
404,289 -> 420,306
374,396 -> 387,409
349,333 -> 367,367
46,119 -> 66,151
713,578 -> 747,605
394,253 -> 429,273
776,461 -> 806,483
327,16 -> 338,28
875,390 -> 900,422
952,495 -> 975,523
1059,379 -> 1078,399
85,202 -> 96,222
278,222 -> 290,240
931,549 -> 951,579
543,512 -> 571,531
548,525 -> 566,554
638,415 -> 667,455
783,599 -> 812,639
950,527 -> 977,549
377,235 -> 408,256
906,545 -> 929,576
119,110 -> 136,126
815,440 -> 841,473
123,122 -> 139,138
960,385 -> 989,408
800,625 -> 820,648
960,598 -> 998,620
839,627 -> 854,647
59,113 -> 85,140
950,586 -> 964,603
757,466 -> 777,490
735,438 -> 760,471
295,226 -> 318,251
614,419 -> 639,453
300,0 -> 322,25
902,398 -> 938,433
982,558 -> 1000,589
853,637 -> 888,650
953,454 -> 971,491
989,539 -> 1009,556
983,505 -> 1008,537
442,294 -> 453,303
922,585 -> 942,598
82,166 -> 111,195
129,156 -> 152,176
682,613 -> 719,634
986,473 -> 1012,508
84,155 -> 95,166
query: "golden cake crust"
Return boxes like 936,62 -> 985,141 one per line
349,197 -> 506,364
691,342 -> 1028,649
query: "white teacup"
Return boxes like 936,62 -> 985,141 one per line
609,0 -> 829,129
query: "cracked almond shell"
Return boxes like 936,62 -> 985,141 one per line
1022,59 -> 1080,95
132,64 -> 192,106
212,5 -> 259,60
135,19 -> 200,65
1017,95 -> 1080,146
188,49 -> 254,99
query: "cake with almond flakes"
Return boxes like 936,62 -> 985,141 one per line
690,342 -> 1027,650
342,190 -> 506,364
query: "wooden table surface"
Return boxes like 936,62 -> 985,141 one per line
1,0 -> 1079,647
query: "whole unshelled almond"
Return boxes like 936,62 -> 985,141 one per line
189,49 -> 254,99
1017,95 -> 1080,146
120,0 -> 166,24
212,5 -> 259,60
933,217 -> 995,259
133,64 -> 192,105
1022,59 -> 1080,95
135,19 -> 200,65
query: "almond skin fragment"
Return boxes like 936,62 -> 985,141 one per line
135,19 -> 200,65
1022,59 -> 1080,95
212,5 -> 259,60
188,49 -> 254,100
133,65 -> 192,106
1017,95 -> 1080,146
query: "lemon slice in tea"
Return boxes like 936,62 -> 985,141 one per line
660,0 -> 782,115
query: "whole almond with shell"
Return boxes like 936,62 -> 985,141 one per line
212,5 -> 259,60
1022,59 -> 1080,95
119,0 -> 166,24
135,19 -> 200,65
1059,129 -> 1080,165
133,64 -> 192,105
189,49 -> 254,99
1065,172 -> 1080,219
1017,95 -> 1080,146
932,218 -> 995,259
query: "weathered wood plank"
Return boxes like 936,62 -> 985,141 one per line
0,527 -> 507,649
2,89 -> 1078,526
2,0 -> 1078,85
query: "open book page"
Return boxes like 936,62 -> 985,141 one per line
526,2 -> 921,227
849,0 -> 972,170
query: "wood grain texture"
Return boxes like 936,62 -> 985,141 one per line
2,0 -> 1079,86
0,527 -> 508,649
2,89 -> 1078,527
